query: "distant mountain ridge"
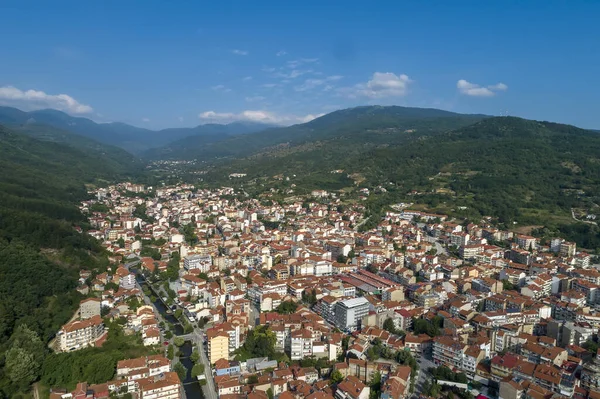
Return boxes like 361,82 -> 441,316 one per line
0,106 -> 274,154
143,105 -> 488,160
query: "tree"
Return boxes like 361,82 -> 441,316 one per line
191,364 -> 205,378
173,337 -> 185,347
368,371 -> 382,399
190,349 -> 200,364
247,374 -> 259,384
331,369 -> 344,384
383,318 -> 397,334
174,363 -> 187,381
5,347 -> 39,387
167,344 -> 174,360
4,324 -> 46,388
583,339 -> 599,354
83,353 -> 116,383
267,388 -> 274,399
276,300 -> 298,314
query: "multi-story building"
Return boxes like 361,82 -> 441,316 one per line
516,235 -> 537,251
138,371 -> 181,399
79,298 -> 101,320
433,336 -> 467,371
206,328 -> 229,364
334,297 -> 370,331
559,241 -> 576,258
59,315 -> 105,352
183,254 -> 212,272
289,329 -> 313,360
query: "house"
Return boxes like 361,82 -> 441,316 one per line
381,366 -> 411,399
335,376 -> 370,399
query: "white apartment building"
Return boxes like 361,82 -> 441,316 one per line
59,315 -> 105,352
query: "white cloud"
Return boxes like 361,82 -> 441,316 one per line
142,118 -> 150,122
276,50 -> 287,56
295,75 -> 344,92
211,84 -> 232,93
286,58 -> 319,69
199,109 -> 323,125
242,76 -> 253,81
457,79 -> 508,97
338,72 -> 410,98
231,49 -> 249,55
488,82 -> 508,91
245,96 -> 266,102
0,85 -> 93,114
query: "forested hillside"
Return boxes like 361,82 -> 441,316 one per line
0,124 -> 143,397
143,106 -> 486,160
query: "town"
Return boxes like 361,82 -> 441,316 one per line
48,181 -> 600,399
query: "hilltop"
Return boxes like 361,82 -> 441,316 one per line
143,105 -> 486,160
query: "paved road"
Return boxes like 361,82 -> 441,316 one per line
412,355 -> 436,398
571,208 -> 598,225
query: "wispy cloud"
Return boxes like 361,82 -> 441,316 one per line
276,50 -> 287,57
231,49 -> 249,56
0,85 -> 93,114
286,58 -> 319,69
178,116 -> 184,122
242,76 -> 253,81
142,118 -> 150,122
199,109 -> 323,125
338,72 -> 412,99
294,75 -> 344,92
261,83 -> 279,88
245,96 -> 266,103
457,79 -> 508,97
211,84 -> 232,93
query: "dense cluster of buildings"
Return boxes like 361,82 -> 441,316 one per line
64,182 -> 600,399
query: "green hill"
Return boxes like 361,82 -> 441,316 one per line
143,105 -> 486,160
0,124 -> 145,396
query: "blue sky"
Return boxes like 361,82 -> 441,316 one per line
0,1 -> 599,129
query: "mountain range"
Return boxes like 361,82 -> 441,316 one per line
0,106 -> 274,154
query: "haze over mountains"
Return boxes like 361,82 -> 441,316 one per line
0,106 -> 274,154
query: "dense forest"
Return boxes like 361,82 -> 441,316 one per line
0,124 -> 143,397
